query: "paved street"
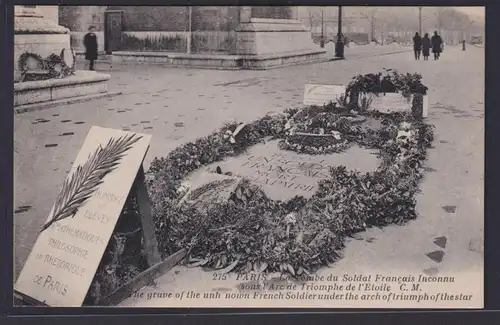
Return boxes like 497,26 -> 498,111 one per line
14,44 -> 484,298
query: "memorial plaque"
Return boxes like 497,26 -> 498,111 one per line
15,126 -> 152,307
422,94 -> 429,118
303,84 -> 346,106
360,92 -> 429,117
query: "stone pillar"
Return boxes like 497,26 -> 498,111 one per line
239,6 -> 252,23
234,6 -> 326,66
289,7 -> 299,20
15,5 -> 68,33
14,6 -> 42,17
14,5 -> 70,74
39,6 -> 59,25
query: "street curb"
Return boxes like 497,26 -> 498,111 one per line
110,57 -> 343,71
15,91 -> 123,114
79,50 -> 409,72
349,49 -> 413,59
213,49 -> 410,69
249,56 -> 344,70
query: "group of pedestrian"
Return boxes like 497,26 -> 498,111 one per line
412,31 -> 444,61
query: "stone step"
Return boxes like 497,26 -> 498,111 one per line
14,70 -> 112,108
25,70 -> 50,75
15,91 -> 122,114
112,49 -> 330,70
75,51 -> 111,61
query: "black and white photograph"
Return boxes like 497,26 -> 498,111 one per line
13,5 -> 484,308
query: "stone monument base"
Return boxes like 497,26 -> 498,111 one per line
235,19 -> 320,54
112,49 -> 334,70
14,71 -> 117,113
14,10 -> 71,77
15,33 -> 71,69
233,18 -> 328,68
112,18 -> 330,70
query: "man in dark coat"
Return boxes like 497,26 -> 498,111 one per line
431,31 -> 443,60
83,26 -> 98,71
413,32 -> 422,60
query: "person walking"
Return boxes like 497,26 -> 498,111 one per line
83,26 -> 98,71
422,33 -> 431,61
431,31 -> 443,60
413,32 -> 422,60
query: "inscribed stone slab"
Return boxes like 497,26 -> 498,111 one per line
187,140 -> 379,201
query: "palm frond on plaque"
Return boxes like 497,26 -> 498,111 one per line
358,93 -> 374,112
40,133 -> 142,233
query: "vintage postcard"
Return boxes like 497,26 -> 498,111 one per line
13,5 -> 484,308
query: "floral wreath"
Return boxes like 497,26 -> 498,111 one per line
143,70 -> 434,278
18,48 -> 76,82
277,70 -> 428,156
345,68 -> 428,99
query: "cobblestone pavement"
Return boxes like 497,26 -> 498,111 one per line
14,45 -> 484,290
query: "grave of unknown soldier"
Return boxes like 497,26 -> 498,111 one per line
115,84 -> 443,307
14,126 -> 155,307
187,140 -> 379,201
